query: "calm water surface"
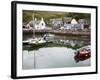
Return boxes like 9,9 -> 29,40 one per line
22,34 -> 91,70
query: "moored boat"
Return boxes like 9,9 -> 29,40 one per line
28,38 -> 46,47
23,38 -> 34,45
74,45 -> 91,62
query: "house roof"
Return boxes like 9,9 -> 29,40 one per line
71,19 -> 78,24
50,18 -> 62,21
28,20 -> 34,27
63,17 -> 72,23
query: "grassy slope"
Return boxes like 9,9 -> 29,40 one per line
23,10 -> 90,25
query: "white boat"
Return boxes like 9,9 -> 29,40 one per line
45,33 -> 54,37
23,40 -> 29,44
23,38 -> 35,44
29,38 -> 46,45
43,33 -> 55,42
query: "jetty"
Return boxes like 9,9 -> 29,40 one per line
23,29 -> 90,36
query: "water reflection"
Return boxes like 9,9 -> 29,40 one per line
23,34 -> 91,70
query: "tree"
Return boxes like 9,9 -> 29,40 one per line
66,13 -> 90,20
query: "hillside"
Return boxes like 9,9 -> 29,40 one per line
23,10 -> 90,24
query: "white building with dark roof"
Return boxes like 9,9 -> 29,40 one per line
24,15 -> 46,30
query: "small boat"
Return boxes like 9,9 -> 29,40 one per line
23,40 -> 29,45
28,38 -> 46,47
43,33 -> 54,39
23,38 -> 35,45
46,33 -> 55,37
43,33 -> 55,43
74,45 -> 91,62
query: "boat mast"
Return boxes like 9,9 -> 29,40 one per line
32,14 -> 35,38
32,14 -> 36,68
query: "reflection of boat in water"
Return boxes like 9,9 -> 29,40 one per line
70,40 -> 76,47
74,45 -> 91,63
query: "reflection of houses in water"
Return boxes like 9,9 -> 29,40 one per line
52,38 -> 89,48
64,40 -> 84,47
23,15 -> 46,30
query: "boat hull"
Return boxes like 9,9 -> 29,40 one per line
74,45 -> 91,62
74,52 -> 91,62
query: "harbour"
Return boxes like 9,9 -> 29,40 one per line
22,34 -> 91,69
22,10 -> 91,70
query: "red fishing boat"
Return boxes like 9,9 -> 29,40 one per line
74,46 -> 91,62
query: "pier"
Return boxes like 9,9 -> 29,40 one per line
23,29 -> 90,36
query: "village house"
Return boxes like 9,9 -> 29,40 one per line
63,17 -> 72,24
63,18 -> 83,30
49,16 -> 91,30
23,16 -> 46,30
78,19 -> 91,29
78,19 -> 90,25
23,15 -> 90,31
25,20 -> 33,29
49,18 -> 63,30
49,17 -> 85,30
34,17 -> 46,30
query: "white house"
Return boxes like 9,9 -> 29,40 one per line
71,18 -> 78,24
39,17 -> 46,29
34,17 -> 46,30
24,14 -> 46,30
64,18 -> 83,30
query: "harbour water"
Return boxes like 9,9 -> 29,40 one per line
22,34 -> 91,70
